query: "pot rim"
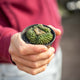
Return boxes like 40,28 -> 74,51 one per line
21,24 -> 56,46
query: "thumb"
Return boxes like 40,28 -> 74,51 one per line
48,25 -> 61,36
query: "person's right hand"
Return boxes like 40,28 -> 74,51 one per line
9,32 -> 55,75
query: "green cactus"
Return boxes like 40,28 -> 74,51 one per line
26,27 -> 37,44
37,24 -> 51,33
26,24 -> 53,45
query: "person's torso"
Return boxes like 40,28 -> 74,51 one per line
0,0 -> 63,63
0,0 -> 62,32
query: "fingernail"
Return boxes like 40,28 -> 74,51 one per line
52,53 -> 55,57
50,47 -> 55,52
40,46 -> 48,52
56,29 -> 61,35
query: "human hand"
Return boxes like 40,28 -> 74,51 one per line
9,25 -> 61,75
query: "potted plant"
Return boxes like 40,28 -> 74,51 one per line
21,24 -> 56,47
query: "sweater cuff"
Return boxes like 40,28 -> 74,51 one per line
0,27 -> 18,63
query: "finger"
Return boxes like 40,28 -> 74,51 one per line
12,55 -> 43,68
17,64 -> 47,75
48,25 -> 61,36
22,47 -> 55,61
24,44 -> 48,55
30,53 -> 54,68
11,55 -> 34,68
13,51 -> 54,69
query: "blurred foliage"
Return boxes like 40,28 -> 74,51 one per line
57,0 -> 70,17
57,0 -> 80,17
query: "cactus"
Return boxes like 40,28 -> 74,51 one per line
26,24 -> 53,45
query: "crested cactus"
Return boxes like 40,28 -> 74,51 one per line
26,24 -> 53,45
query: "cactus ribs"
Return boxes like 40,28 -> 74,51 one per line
26,24 -> 53,45
21,24 -> 56,46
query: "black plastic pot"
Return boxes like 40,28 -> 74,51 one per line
21,24 -> 56,47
